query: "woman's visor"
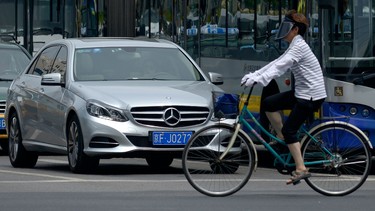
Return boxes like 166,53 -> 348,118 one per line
275,21 -> 294,40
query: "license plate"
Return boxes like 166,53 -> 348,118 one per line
0,118 -> 5,130
152,131 -> 192,145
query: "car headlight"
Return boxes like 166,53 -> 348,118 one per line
86,102 -> 128,122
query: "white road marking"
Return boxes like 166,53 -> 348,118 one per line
0,169 -> 83,181
0,168 -> 374,184
1,158 -> 374,184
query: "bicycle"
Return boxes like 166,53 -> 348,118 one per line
182,84 -> 373,197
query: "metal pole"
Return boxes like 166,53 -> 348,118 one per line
253,0 -> 257,48
172,0 -> 175,42
15,0 -> 18,40
23,0 -> 28,51
62,0 -> 66,38
29,0 -> 34,54
225,0 -> 228,47
148,0 -> 151,38
198,0 -> 201,65
183,0 -> 187,49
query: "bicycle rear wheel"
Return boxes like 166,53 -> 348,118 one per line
301,121 -> 372,196
182,124 -> 255,197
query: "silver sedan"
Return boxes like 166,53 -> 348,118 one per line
5,38 -> 233,173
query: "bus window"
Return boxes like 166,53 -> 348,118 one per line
320,0 -> 375,86
318,0 -> 375,151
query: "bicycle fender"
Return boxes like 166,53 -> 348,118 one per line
238,128 -> 259,172
301,120 -> 373,149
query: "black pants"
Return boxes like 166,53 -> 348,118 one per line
262,90 -> 325,144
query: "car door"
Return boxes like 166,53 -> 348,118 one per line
14,46 -> 60,143
37,45 -> 68,147
12,64 -> 42,143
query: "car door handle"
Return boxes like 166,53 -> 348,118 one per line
20,81 -> 26,88
40,88 -> 44,93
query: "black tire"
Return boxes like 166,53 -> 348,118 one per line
67,115 -> 99,173
0,141 -> 9,154
301,121 -> 372,196
8,112 -> 38,168
146,153 -> 174,169
182,124 -> 255,197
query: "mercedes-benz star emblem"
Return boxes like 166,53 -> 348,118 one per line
163,107 -> 181,126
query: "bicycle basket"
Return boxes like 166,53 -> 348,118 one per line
212,91 -> 240,119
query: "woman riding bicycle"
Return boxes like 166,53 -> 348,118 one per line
241,10 -> 327,185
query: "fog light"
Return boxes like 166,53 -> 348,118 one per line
362,109 -> 370,117
339,105 -> 346,112
349,107 -> 357,115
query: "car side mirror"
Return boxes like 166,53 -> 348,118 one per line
41,73 -> 65,87
208,72 -> 224,85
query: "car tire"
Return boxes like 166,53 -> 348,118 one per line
146,153 -> 174,169
0,141 -> 9,154
67,115 -> 99,173
8,112 -> 38,168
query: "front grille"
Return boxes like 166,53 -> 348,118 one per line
131,106 -> 210,128
0,100 -> 6,114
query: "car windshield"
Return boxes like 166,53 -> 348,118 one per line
74,47 -> 205,81
0,48 -> 30,80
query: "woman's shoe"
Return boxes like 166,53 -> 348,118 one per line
286,169 -> 311,185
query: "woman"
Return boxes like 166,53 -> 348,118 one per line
241,10 -> 327,185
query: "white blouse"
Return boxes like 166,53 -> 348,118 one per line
251,35 -> 327,101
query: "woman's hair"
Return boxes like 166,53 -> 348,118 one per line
286,10 -> 309,36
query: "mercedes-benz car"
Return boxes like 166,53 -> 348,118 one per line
0,35 -> 32,152
5,37 -> 232,173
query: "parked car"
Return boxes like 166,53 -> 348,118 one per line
0,35 -> 32,152
5,37 -> 232,173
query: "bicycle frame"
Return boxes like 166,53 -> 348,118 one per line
224,85 -> 336,169
240,106 -> 336,169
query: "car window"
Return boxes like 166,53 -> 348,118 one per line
0,48 -> 30,79
29,46 -> 60,76
74,47 -> 205,81
51,46 -> 67,82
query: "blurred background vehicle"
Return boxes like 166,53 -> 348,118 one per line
0,35 -> 32,153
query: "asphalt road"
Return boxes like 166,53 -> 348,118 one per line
0,150 -> 374,211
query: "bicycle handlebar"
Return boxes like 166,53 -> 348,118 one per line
240,81 -> 257,106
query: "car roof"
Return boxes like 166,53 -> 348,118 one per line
0,39 -> 32,58
48,37 -> 179,49
0,41 -> 24,50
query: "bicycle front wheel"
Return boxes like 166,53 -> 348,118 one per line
182,124 -> 255,197
301,121 -> 372,196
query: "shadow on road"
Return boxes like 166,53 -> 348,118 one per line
31,158 -> 184,175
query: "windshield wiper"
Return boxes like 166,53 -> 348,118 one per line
352,73 -> 375,85
125,78 -> 168,80
0,78 -> 13,81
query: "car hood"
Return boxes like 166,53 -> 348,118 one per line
70,81 -> 222,109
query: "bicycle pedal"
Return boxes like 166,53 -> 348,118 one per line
292,180 -> 301,185
286,179 -> 301,185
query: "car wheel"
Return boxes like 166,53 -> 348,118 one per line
8,112 -> 38,168
67,115 -> 99,173
0,141 -> 9,154
146,153 -> 174,169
